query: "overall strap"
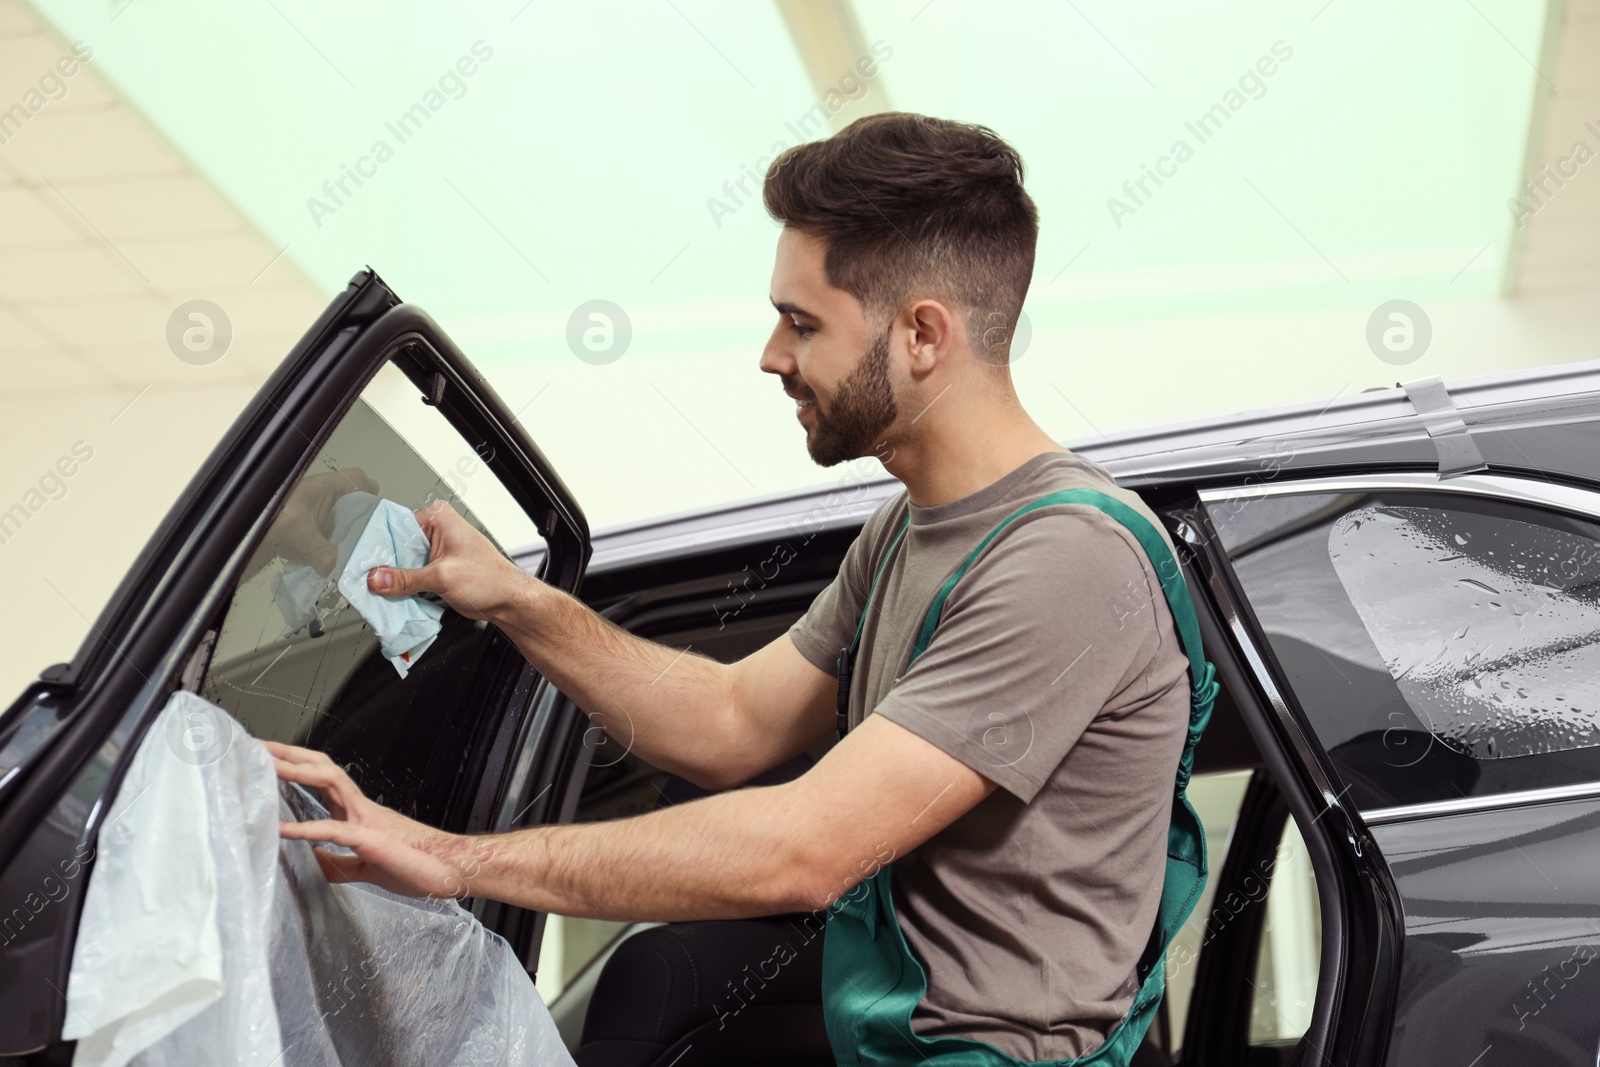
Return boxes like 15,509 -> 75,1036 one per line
906,488 -> 1216,790
822,488 -> 1219,1066
836,516 -> 911,736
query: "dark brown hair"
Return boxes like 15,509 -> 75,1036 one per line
763,112 -> 1038,359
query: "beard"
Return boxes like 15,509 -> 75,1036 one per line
799,327 -> 898,467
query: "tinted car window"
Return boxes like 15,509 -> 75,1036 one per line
199,362 -> 541,826
1210,489 -> 1600,810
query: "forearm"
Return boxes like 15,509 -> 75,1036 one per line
487,572 -> 744,786
453,784 -> 819,921
276,716 -> 982,928
434,717 -> 969,922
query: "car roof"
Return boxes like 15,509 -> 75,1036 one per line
516,358 -> 1600,577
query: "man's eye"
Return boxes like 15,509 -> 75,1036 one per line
790,320 -> 815,339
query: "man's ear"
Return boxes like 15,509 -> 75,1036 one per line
903,299 -> 959,376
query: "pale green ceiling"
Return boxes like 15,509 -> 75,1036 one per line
34,0 -> 1545,349
27,0 -> 1554,528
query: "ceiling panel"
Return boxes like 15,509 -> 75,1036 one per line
48,172 -> 246,239
0,184 -> 80,247
0,244 -> 146,299
23,292 -> 168,349
0,0 -> 330,399
0,31 -> 113,108
1513,0 -> 1600,294
3,107 -> 178,181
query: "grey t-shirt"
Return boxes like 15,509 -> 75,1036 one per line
788,450 -> 1191,1060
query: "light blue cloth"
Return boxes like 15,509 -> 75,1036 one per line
336,498 -> 443,677
269,493 -> 443,678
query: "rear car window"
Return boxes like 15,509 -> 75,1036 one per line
1210,488 -> 1600,811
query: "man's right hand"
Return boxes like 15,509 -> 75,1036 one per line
367,502 -> 837,794
366,500 -> 531,622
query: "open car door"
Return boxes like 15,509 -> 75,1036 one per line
0,269 -> 590,1057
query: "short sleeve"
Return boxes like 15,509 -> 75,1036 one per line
873,507 -> 1180,803
787,496 -> 906,675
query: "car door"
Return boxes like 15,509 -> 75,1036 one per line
0,269 -> 590,1057
1178,471 -> 1600,1066
1161,484 -> 1402,1067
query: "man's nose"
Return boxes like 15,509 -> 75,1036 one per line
759,332 -> 794,377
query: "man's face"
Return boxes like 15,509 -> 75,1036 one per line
760,228 -> 898,467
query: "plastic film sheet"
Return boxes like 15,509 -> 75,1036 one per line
64,690 -> 575,1067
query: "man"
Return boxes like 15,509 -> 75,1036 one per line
273,112 -> 1195,1063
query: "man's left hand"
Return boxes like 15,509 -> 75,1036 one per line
268,741 -> 483,899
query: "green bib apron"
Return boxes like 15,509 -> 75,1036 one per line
822,489 -> 1218,1066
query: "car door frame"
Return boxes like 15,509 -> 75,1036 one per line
1158,487 -> 1404,1067
0,268 -> 589,1054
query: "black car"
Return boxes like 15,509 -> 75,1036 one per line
3,270 -> 1599,1066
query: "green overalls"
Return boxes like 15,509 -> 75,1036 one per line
823,489 -> 1219,1066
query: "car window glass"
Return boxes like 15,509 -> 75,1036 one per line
1164,769 -> 1252,1056
199,361 -> 541,825
1249,817 -> 1321,1046
360,363 -> 541,552
1328,504 -> 1600,761
1210,489 -> 1600,810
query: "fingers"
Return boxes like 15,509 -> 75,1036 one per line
283,824 -> 378,884
263,741 -> 350,777
263,740 -> 346,772
367,564 -> 436,596
413,501 -> 458,564
261,739 -> 321,762
280,818 -> 371,847
272,757 -> 352,793
313,847 -> 367,884
414,499 -> 458,530
281,820 -> 466,898
268,746 -> 362,821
